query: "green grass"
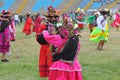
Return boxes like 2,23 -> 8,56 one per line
0,22 -> 120,80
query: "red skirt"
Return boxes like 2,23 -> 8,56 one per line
39,44 -> 52,77
111,21 -> 120,28
23,28 -> 31,35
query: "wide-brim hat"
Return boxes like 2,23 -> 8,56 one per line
100,11 -> 110,15
100,9 -> 110,15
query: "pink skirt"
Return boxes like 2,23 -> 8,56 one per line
48,60 -> 83,80
111,21 -> 120,27
0,26 -> 10,53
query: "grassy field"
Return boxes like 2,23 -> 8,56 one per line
0,23 -> 120,80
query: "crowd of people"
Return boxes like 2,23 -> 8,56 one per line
0,6 -> 120,80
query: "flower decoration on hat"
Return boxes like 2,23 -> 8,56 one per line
45,6 -> 60,24
57,17 -> 80,38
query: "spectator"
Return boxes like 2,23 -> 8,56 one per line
14,13 -> 20,26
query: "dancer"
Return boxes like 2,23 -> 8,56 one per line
111,9 -> 120,31
23,12 -> 34,37
38,20 -> 83,80
36,6 -> 60,78
33,13 -> 42,33
76,9 -> 86,31
36,21 -> 52,78
87,12 -> 100,33
10,14 -> 16,41
90,10 -> 109,50
0,11 -> 11,62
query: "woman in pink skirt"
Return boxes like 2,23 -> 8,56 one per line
40,22 -> 83,80
0,11 -> 11,62
111,10 -> 120,31
49,35 -> 82,80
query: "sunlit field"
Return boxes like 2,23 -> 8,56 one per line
0,21 -> 120,80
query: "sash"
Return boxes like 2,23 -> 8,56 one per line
0,21 -> 9,33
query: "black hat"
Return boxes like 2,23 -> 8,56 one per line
100,9 -> 110,16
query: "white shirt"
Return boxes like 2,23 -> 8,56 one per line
97,15 -> 107,30
14,14 -> 19,20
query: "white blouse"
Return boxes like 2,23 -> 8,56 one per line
97,15 -> 107,30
